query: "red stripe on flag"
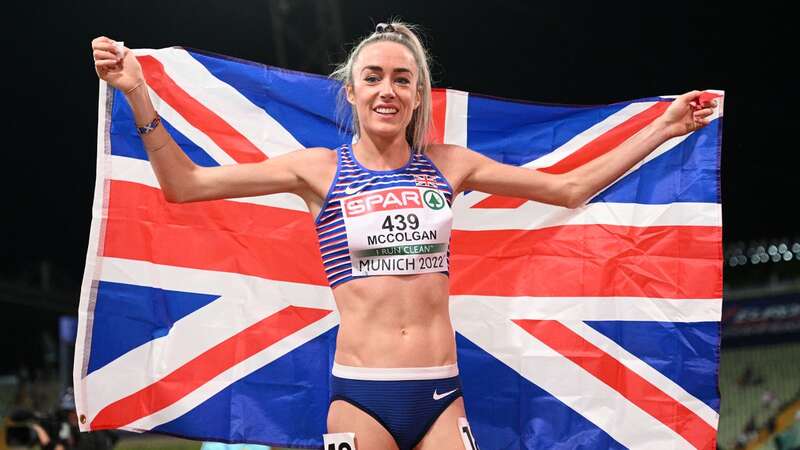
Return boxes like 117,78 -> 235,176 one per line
473,101 -> 671,209
426,88 -> 447,145
514,319 -> 717,449
450,225 -> 722,299
137,55 -> 267,164
90,305 -> 332,429
103,180 -> 328,286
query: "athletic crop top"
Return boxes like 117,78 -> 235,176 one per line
314,144 -> 454,289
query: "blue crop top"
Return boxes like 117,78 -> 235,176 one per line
314,144 -> 454,288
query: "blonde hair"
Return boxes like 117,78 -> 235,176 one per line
330,21 -> 433,153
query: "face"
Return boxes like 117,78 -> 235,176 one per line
347,41 -> 421,141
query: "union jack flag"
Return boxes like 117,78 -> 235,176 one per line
74,46 -> 724,449
414,174 -> 439,187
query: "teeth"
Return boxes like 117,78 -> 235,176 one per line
375,107 -> 398,114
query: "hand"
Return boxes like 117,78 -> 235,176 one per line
91,36 -> 144,93
655,90 -> 719,139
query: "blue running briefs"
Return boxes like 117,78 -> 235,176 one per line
330,363 -> 463,450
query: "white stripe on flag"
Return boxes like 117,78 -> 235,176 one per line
450,295 -> 721,324
452,200 -> 721,230
443,89 -> 468,147
563,320 -> 719,428
452,298 -> 697,450
142,48 -> 303,157
80,257 -> 336,426
109,154 -> 309,212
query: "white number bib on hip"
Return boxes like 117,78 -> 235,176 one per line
341,186 -> 452,276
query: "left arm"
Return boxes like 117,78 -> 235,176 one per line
565,90 -> 718,207
565,117 -> 671,208
452,90 -> 718,208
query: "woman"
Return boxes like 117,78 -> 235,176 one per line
91,21 -> 717,450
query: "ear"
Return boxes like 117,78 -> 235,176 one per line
346,84 -> 355,106
414,86 -> 421,110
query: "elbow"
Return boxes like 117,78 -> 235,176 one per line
564,196 -> 585,210
161,168 -> 199,204
562,177 -> 588,209
162,184 -> 192,204
162,190 -> 184,204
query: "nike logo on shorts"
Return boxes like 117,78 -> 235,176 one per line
433,388 -> 459,400
343,182 -> 369,195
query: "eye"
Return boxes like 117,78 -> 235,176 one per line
364,75 -> 380,83
395,77 -> 411,85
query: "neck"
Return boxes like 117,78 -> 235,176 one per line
353,132 -> 412,170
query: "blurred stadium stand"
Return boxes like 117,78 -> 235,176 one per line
719,236 -> 800,450
718,343 -> 800,449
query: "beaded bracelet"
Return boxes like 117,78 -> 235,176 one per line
136,115 -> 161,136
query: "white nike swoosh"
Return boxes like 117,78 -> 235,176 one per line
433,388 -> 459,401
343,182 -> 369,195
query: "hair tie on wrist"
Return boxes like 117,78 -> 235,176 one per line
125,81 -> 144,95
375,23 -> 395,34
146,140 -> 169,153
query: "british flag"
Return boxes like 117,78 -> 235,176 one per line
74,46 -> 724,449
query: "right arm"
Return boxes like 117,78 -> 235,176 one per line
93,36 -> 319,203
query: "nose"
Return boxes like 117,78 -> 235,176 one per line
379,78 -> 396,99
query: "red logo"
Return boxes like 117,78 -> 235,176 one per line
343,188 -> 422,217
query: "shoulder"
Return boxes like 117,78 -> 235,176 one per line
274,147 -> 339,200
268,146 -> 338,168
288,146 -> 339,180
423,144 -> 480,195
259,147 -> 337,187
424,143 -> 488,174
425,144 -> 483,162
308,146 -> 338,162
292,146 -> 338,161
424,143 -> 467,167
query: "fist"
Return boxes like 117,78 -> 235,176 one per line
91,36 -> 144,93
657,90 -> 720,139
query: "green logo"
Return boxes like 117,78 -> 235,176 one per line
423,190 -> 445,210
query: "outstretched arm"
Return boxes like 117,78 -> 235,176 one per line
564,90 -> 717,207
456,90 -> 718,208
92,36 -> 320,204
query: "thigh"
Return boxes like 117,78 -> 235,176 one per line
414,397 -> 475,450
328,399 -> 399,450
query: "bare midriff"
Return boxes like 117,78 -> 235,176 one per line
331,272 -> 455,368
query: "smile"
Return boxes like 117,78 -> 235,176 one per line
373,107 -> 399,115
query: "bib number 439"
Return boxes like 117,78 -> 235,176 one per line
381,213 -> 419,232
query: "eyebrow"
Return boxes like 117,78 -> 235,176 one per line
361,65 -> 414,74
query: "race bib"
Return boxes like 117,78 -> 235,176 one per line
323,432 -> 356,449
341,186 -> 451,276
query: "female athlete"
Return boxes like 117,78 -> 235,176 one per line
91,20 -> 717,450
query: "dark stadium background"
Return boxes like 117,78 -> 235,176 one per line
3,1 -> 798,449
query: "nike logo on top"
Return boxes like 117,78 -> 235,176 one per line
433,388 -> 459,401
343,182 -> 370,195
